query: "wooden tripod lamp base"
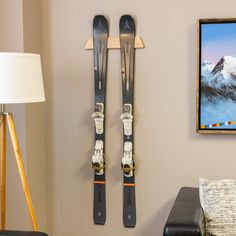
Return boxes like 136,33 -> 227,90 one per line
0,112 -> 38,231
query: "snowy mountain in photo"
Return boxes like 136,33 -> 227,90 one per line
201,61 -> 215,78
201,56 -> 236,128
211,56 -> 236,85
201,56 -> 236,101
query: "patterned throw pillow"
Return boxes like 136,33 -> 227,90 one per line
199,177 -> 236,236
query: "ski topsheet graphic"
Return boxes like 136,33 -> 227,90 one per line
119,15 -> 136,228
92,15 -> 108,225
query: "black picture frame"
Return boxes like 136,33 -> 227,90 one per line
197,18 -> 236,134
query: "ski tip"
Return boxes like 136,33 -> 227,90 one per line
93,15 -> 109,35
93,15 -> 108,26
120,15 -> 134,21
119,15 -> 135,33
93,15 -> 106,20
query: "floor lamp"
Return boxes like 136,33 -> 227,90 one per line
0,53 -> 45,233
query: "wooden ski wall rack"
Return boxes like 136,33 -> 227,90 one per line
85,36 -> 145,49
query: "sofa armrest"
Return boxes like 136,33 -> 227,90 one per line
163,187 -> 205,236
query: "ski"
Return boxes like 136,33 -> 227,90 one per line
92,15 -> 108,225
119,15 -> 136,228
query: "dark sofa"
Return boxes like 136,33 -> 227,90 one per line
163,187 -> 206,236
0,231 -> 48,236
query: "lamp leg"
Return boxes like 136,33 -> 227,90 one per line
6,113 -> 39,231
0,114 -> 6,230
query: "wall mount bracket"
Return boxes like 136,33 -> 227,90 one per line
85,36 -> 144,49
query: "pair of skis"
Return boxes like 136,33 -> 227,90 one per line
91,15 -> 136,227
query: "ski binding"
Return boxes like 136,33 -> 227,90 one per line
121,141 -> 135,177
121,104 -> 133,136
92,103 -> 104,134
92,140 -> 105,175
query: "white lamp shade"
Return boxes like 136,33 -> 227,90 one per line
0,52 -> 45,104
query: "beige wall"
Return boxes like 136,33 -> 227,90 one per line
3,0 -> 236,235
22,0 -> 47,231
40,0 -> 236,235
41,0 -> 236,235
0,0 -> 47,232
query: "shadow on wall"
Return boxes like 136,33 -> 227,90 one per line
77,108 -> 94,182
187,23 -> 198,139
135,198 -> 175,236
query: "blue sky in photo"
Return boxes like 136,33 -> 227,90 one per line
201,22 -> 236,63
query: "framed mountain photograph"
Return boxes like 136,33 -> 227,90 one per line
197,19 -> 236,133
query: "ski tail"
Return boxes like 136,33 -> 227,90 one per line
123,182 -> 136,227
93,179 -> 106,224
